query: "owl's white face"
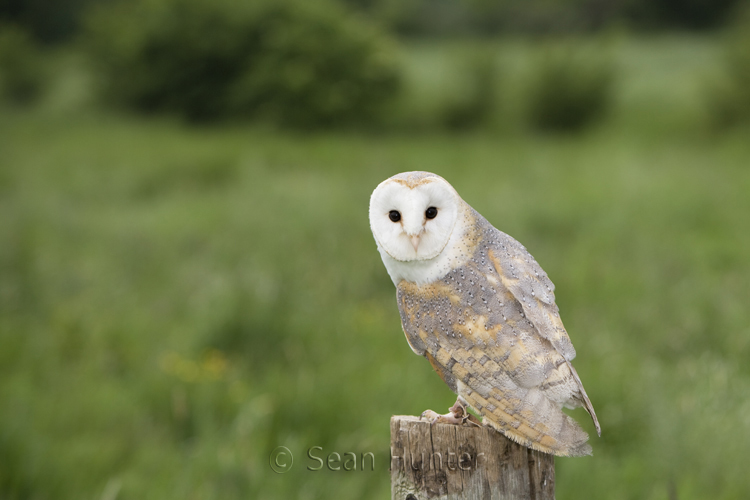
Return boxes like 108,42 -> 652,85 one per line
369,173 -> 459,262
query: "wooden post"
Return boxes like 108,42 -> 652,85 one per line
390,415 -> 554,500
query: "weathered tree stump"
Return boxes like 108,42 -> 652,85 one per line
390,415 -> 554,500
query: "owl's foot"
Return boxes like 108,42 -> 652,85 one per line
420,398 -> 481,427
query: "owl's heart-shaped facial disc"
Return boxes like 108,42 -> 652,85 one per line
369,172 -> 459,263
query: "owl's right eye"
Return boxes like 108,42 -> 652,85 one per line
389,210 -> 401,222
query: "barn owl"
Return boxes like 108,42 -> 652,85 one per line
369,171 -> 600,457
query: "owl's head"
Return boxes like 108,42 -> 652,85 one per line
369,172 -> 460,262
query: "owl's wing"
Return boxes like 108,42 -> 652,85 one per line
397,272 -> 599,456
487,229 -> 600,436
487,230 -> 576,360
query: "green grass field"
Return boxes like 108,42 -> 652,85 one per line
1,35 -> 750,499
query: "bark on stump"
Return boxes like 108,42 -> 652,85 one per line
390,415 -> 554,500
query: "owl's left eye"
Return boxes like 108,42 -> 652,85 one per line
425,207 -> 438,219
389,210 -> 401,222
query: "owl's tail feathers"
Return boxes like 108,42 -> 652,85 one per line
544,410 -> 593,457
566,361 -> 601,437
549,413 -> 593,457
471,389 -> 593,457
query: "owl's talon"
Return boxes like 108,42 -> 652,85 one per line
422,409 -> 460,425
419,399 -> 481,427
420,409 -> 436,419
449,399 -> 482,427
420,408 -> 463,425
420,409 -> 440,424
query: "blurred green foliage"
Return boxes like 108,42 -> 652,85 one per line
0,24 -> 47,104
525,43 -> 615,132
438,49 -> 500,131
0,0 -> 93,43
1,0 -> 745,47
344,0 -> 744,35
707,4 -> 750,128
2,31 -> 750,500
390,39 -> 617,134
625,0 -> 742,30
82,0 -> 401,126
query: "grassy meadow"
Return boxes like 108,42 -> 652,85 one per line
1,35 -> 750,499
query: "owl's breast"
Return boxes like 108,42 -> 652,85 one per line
397,253 -> 564,392
397,256 -> 529,348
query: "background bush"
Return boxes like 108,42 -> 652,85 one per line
1,0 -> 744,45
83,0 -> 401,127
0,24 -> 47,105
707,5 -> 750,128
439,50 -> 500,131
525,44 -> 615,132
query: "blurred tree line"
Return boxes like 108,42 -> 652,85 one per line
344,0 -> 743,35
2,0 -> 750,130
81,0 -> 400,126
1,0 -> 745,44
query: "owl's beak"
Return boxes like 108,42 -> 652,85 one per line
410,235 -> 421,251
